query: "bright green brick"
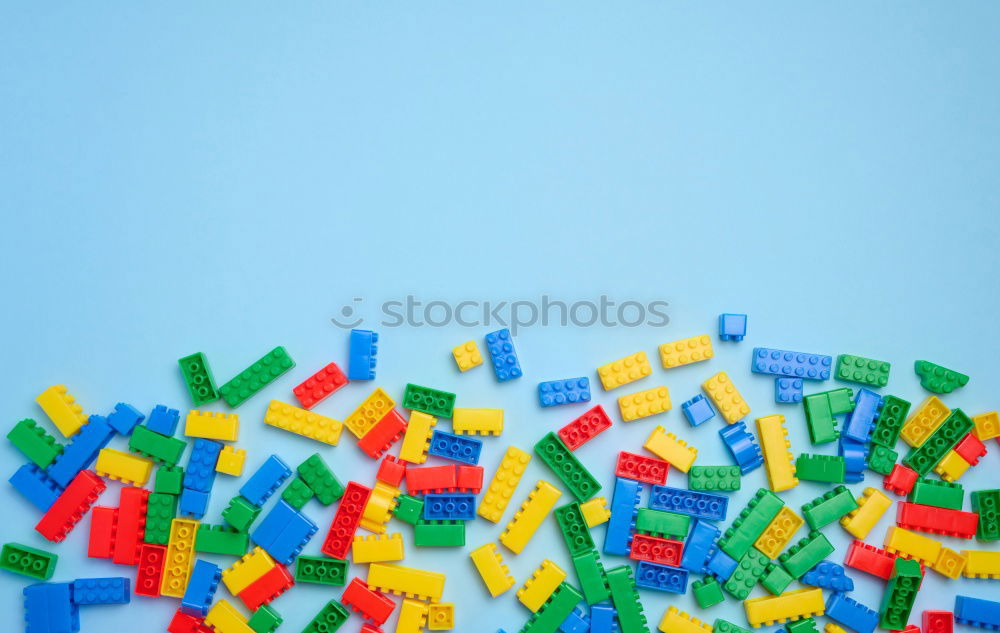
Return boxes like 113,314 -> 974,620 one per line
910,480 -> 964,510
795,454 -> 845,483
786,618 -> 819,633
722,548 -> 768,599
178,352 -> 220,406
914,360 -> 969,394
222,496 -> 261,532
715,619 -> 753,633
196,524 -> 249,556
836,354 -> 891,387
689,466 -> 741,492
971,489 -> 1000,542
801,485 -> 858,529
879,558 -> 922,630
154,465 -> 184,495
779,531 -> 834,579
534,432 -> 600,502
394,495 -> 424,526
297,453 -> 344,505
247,605 -> 282,633
693,576 -> 725,608
301,600 -> 349,633
760,563 -> 793,595
0,542 -> 58,580
903,408 -> 974,476
803,388 -> 853,444
571,548 -> 609,605
7,419 -> 63,468
414,520 -> 465,547
555,503 -> 596,556
129,425 -> 186,465
295,555 -> 348,586
281,476 -> 314,510
218,346 -> 295,407
867,444 -> 898,476
523,582 -> 585,633
605,566 -> 647,633
718,488 -> 784,559
402,383 -> 456,418
144,493 -> 177,545
871,395 -> 911,448
635,508 -> 690,539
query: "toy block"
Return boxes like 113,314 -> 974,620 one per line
535,432 -> 600,501
754,506 -> 803,558
251,499 -> 317,564
903,408 -> 974,476
247,605 -> 282,633
616,451 -> 669,485
554,502 -> 597,557
113,486 -> 150,564
801,561 -> 853,592
205,599 -> 254,633
103,402 -> 142,436
786,620 -> 819,633
634,560 -> 688,593
795,454 -> 845,483
719,421 -> 764,474
321,481 -> 371,559
650,485 -> 727,522
775,377 -> 804,404
178,353 -> 220,407
147,404 -> 181,437
446,409 -> 502,438
706,548 -> 738,581
213,446 -> 246,477
458,462 -> 484,492
398,411 -> 438,466
539,377 -> 591,407
719,313 -> 747,341
219,346 -> 295,407
222,496 -> 261,532
484,328 -> 522,381
897,502 -> 978,539
518,560 -> 567,612
129,425 -> 186,466
723,548 -> 769,599
264,400 -> 343,445
961,549 -> 1000,579
716,620 -> 752,633
971,489 -> 1000,541
558,405 -> 612,451
683,395 -> 716,426
167,611 -> 212,633
184,411 -> 239,442
866,444 -> 897,475
884,463 -> 918,496
373,455 -> 406,489
839,425 -> 867,483
581,497 -> 611,527
36,385 -> 88,437
597,351 -> 651,390
839,488 -> 890,539
842,388 -> 881,443
931,547 -> 967,579
689,465 -> 741,492
659,606 -> 713,633
956,595 -> 1000,630
780,531 -> 834,579
871,395 -> 911,447
8,418 -> 63,468
751,348 -> 833,380
636,508 -> 690,539
500,480 -> 562,554
879,558 -> 922,630
452,340 -> 483,372
397,600 -> 430,633
756,415 -> 798,492
195,524 -> 248,557
618,386 -> 671,422
240,454 -> 291,506
406,464 -> 458,494
162,518 -> 200,598
359,481 -> 400,534
559,607 -> 589,633
293,362 -> 348,409
885,526 -> 942,565
294,555 -> 347,586
845,539 -> 896,579
835,354 -> 890,387
803,387 -> 853,445
184,438 -> 222,493
178,486 -> 207,520
923,612 -> 953,633
744,587 -> 825,628
47,414 -> 115,487
902,396 -> 951,447
23,582 -> 78,633
9,463 -> 63,511
427,603 -> 454,631
910,479 -> 964,509
135,544 -> 166,598
643,427 -> 696,472
659,334 -> 714,368
801,485 -> 857,530
181,560 -> 221,616
414,518 -> 465,547
35,469 -> 105,542
156,465 -> 184,495
933,450 -> 970,482
702,372 -> 751,424
628,532 -> 683,566
222,546 -> 275,595
301,600 -> 349,633
972,411 -> 1000,441
915,360 -> 968,394
605,565 -> 649,633
357,408 -> 406,460
352,533 -> 404,564
469,543 -> 515,597
424,493 -> 475,521
1,542 -> 57,580
681,519 -> 721,573
367,562 -> 446,601
717,488 -> 784,560
522,582 -> 585,633
96,448 -> 153,486
237,563 -> 293,610
427,430 -> 481,465
89,506 -> 117,557
954,433 -> 987,465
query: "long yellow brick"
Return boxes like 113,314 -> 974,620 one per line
452,408 -> 504,436
517,560 -> 567,612
36,385 -> 87,437
161,518 -> 199,597
619,387 -> 672,421
95,448 -> 153,486
884,526 -> 941,565
499,481 -> 562,554
744,588 -> 825,628
900,396 -> 949,447
367,563 -> 446,602
597,352 -> 651,390
399,411 -> 437,463
756,415 -> 798,492
658,335 -> 714,369
221,546 -> 275,596
469,543 -> 515,597
184,410 -> 239,442
962,550 -> 1000,579
643,427 -> 697,472
263,400 -> 342,445
352,533 -> 404,564
478,446 -> 531,522
205,600 -> 254,633
659,606 -> 713,633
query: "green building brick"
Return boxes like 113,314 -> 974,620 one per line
836,354 -> 891,387
971,489 -> 1000,542
795,454 -> 846,483
178,351 -> 220,406
879,558 -> 922,630
154,465 -> 184,495
715,619 -> 753,633
129,425 -> 186,466
786,618 -> 819,633
219,346 -> 295,407
903,408 -> 974,476
718,488 -> 784,559
914,360 -> 969,394
523,582 -> 585,633
295,555 -> 348,586
723,548 -> 769,600
801,485 -> 858,529
534,432 -> 600,502
555,503 -> 596,557
867,444 -> 898,476
414,520 -> 465,547
871,395 -> 911,448
247,604 -> 282,633
760,563 -> 793,595
910,480 -> 964,510
779,531 -> 834,579
0,542 -> 58,580
281,476 -> 314,510
222,496 -> 261,532
402,383 -> 456,418
144,493 -> 177,545
605,566 -> 649,633
7,419 -> 63,468
297,453 -> 344,505
803,387 -> 853,444
394,495 -> 424,526
689,466 -> 741,492
301,600 -> 349,633
635,508 -> 690,539
571,548 -> 609,604
693,576 -> 725,608
196,524 -> 249,557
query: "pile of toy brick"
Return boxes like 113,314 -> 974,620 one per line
4,316 -> 1000,633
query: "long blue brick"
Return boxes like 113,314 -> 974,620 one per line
955,595 -> 1000,630
842,388 -> 881,443
604,477 -> 640,556
9,463 -> 63,511
251,499 -> 317,565
649,486 -> 728,522
750,348 -> 832,380
634,561 -> 688,593
47,415 -> 115,487
680,520 -> 720,573
240,455 -> 292,507
423,494 -> 476,521
826,591 -> 878,633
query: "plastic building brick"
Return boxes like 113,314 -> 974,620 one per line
398,410 -> 436,464
452,408 -> 504,435
112,486 -> 149,565
500,480 -> 562,554
717,488 -> 784,560
636,508 -> 690,539
558,405 -> 613,450
580,498 -> 611,528
693,576 -> 725,608
839,430 -> 867,484
908,471 -> 964,511
597,351 -> 651,390
222,546 -> 275,595
36,384 -> 88,437
205,599 -> 253,633
95,448 -> 153,486
162,518 -> 200,598
247,605 -> 282,633
251,499 -> 317,564
1,542 -> 57,580
88,506 -> 116,557
406,464 -> 458,494
658,606 -> 712,633
7,418 -> 63,468
775,378 -> 804,404
716,620 -> 752,633
659,334 -> 714,368
219,346 -> 295,407
144,492 -> 176,546
690,465 -> 741,492
885,526 -> 942,565
615,451 -> 668,485
835,354 -> 890,387
47,414 -> 115,487
871,395 -> 911,447
357,408 -> 407,460
522,582 -> 585,633
901,396 -> 951,447
650,486 -> 728,522
539,377 -> 591,407
352,533 -> 404,564
719,421 -> 764,474
961,550 -> 1000,579
366,562 -> 446,602
866,444 -> 897,476
923,611 -> 954,633
751,348 -> 833,380
181,560 -> 221,616
240,455 -> 291,507
954,433 -> 987,465
518,560 -> 567,612
618,386 -> 672,422
322,481 -> 371,559
9,463 -> 62,511
972,411 -> 1000,441
801,485 -> 857,530
896,502 -> 978,539
803,387 -> 854,444
214,446 -> 246,477
931,547 -> 967,579
183,411 -> 239,442
802,561 -> 853,592
264,400 -> 343,446
485,328 -> 523,382
723,548 -> 769,599
294,555 -> 347,586
293,362 -> 348,409
933,450 -> 971,482
135,544 -> 166,598
145,404 -> 180,437
915,360 -> 969,394
681,519 -> 721,573
559,608 -> 589,633
744,587 -> 825,629
555,502 -> 598,560
178,489 -> 206,521
237,563 -> 294,610
35,469 -> 105,542
423,494 -> 475,520
825,594 -> 879,633
396,601 -> 430,633
844,539 -> 896,579
301,600 -> 349,633
457,464 -> 484,493
780,531 -> 835,578
426,430 -> 480,465
156,465 -> 184,495
840,488 -> 891,539
178,353 -> 220,407
879,558 -> 922,630
702,372 -> 751,424
535,432 -> 600,501
129,425 -> 186,466
469,543 -> 515,597
795,455 -> 845,483
374,455 -> 406,488
427,603 -> 454,631
706,548 -> 738,581
956,595 -> 1000,630
627,533 -> 682,567
222,496 -> 261,532
605,565 -> 649,633
971,489 -> 1000,541
903,408 -> 974,476
719,313 -> 747,341
884,463 -> 919,496
23,582 -> 78,633
643,427 -> 696,472
754,506 -> 803,558
757,415 -> 798,492
196,524 -> 249,557
104,402 -> 142,436
184,439 -> 222,493
842,388 -> 881,443
683,395 -> 717,427
452,340 -> 483,371
414,519 -> 465,546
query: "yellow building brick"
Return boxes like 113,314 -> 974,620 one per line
756,415 -> 798,492
95,448 -> 153,486
499,481 -> 562,554
453,341 -> 483,372
754,507 -> 803,558
161,518 -> 200,597
517,560 -> 567,612
932,547 -> 967,579
399,411 -> 437,464
36,385 -> 87,437
972,411 -> 1000,441
900,396 -> 950,447
360,481 -> 399,534
470,543 -> 515,597
659,606 -> 713,633
352,533 -> 404,564
658,334 -> 714,369
344,388 -> 394,439
961,550 -> 1000,579
205,599 -> 254,633
643,427 -> 697,472
263,400 -> 342,445
744,588 -> 825,628
396,599 -> 429,633
619,386 -> 672,422
367,563 -> 446,602
597,351 -> 652,390
884,526 -> 941,565
934,450 -> 970,482
428,603 -> 455,630
184,410 -> 239,442
221,546 -> 276,596
478,446 -> 531,522
215,446 -> 247,476
452,408 -> 504,436
580,497 -> 611,527
840,488 -> 891,540
702,372 -> 750,424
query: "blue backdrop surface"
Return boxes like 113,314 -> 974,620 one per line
1,3 -> 999,632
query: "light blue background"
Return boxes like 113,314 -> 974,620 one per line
2,2 -> 999,632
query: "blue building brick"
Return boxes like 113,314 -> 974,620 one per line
485,328 -> 522,382
838,436 -> 868,484
603,477 -> 640,556
955,596 -> 1000,630
719,313 -> 747,341
826,592 -> 878,633
802,561 -> 853,592
24,582 -> 79,633
183,439 -> 222,493
251,499 -> 317,565
634,561 -> 689,593
178,487 -> 210,518
240,455 -> 292,507
706,548 -> 738,582
347,329 -> 378,380
681,520 -> 720,573
181,561 -> 221,616
538,377 -> 591,408
842,388 -> 882,443
428,430 -> 482,465
682,395 -> 716,427
775,378 -> 804,404
590,604 -> 617,633
146,405 -> 180,437
423,494 -> 477,521
719,421 -> 764,474
560,607 -> 590,633
71,577 -> 130,605
649,486 -> 728,522
750,348 -> 832,380
107,403 -> 144,435
47,415 -> 115,487
9,463 -> 63,511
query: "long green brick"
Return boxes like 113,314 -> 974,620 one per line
605,566 -> 649,633
7,419 -> 63,468
571,548 -> 609,605
144,493 -> 177,545
555,503 -> 596,556
800,485 -> 858,530
910,480 -> 963,510
971,489 -> 1000,542
129,425 -> 186,466
878,558 -> 922,630
219,346 -> 295,407
871,395 -> 911,448
295,555 -> 348,586
903,408 -> 974,476
0,542 -> 58,580
522,582 -> 585,633
196,524 -> 249,556
534,432 -> 600,502
836,354 -> 891,387
795,454 -> 845,483
635,508 -> 690,539
178,352 -> 220,406
719,488 -> 784,559
414,520 -> 465,547
779,531 -> 834,578
689,465 -> 741,492
715,619 -> 753,633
